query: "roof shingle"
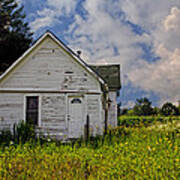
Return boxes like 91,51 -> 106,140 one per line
89,64 -> 121,91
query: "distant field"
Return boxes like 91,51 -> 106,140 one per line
0,119 -> 179,179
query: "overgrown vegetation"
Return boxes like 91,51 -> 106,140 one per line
0,119 -> 179,179
118,116 -> 180,127
0,121 -> 35,145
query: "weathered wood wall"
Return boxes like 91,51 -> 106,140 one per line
0,37 -> 100,92
86,95 -> 104,136
40,95 -> 67,139
0,93 -> 24,131
0,93 -> 104,139
0,36 -> 106,139
108,92 -> 118,127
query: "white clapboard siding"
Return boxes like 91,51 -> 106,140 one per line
86,94 -> 104,136
108,92 -> 118,127
41,95 -> 66,130
0,38 -> 101,92
0,33 -> 107,139
0,93 -> 24,130
0,93 -> 68,135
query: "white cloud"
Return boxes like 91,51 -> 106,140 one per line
123,101 -> 135,109
30,15 -> 53,32
30,0 -> 76,31
67,1 -> 148,69
66,1 -> 180,105
163,7 -> 180,33
121,0 -> 179,31
17,0 -> 22,4
29,0 -> 180,106
46,0 -> 76,15
124,5 -> 180,105
121,1 -> 180,50
128,45 -> 180,105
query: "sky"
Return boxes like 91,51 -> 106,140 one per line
19,0 -> 180,108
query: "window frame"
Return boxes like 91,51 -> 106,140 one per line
24,94 -> 41,126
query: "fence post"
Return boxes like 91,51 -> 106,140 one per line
85,115 -> 90,142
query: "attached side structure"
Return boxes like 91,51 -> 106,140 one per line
90,65 -> 121,127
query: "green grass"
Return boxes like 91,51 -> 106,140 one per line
0,121 -> 179,179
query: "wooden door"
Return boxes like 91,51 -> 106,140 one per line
68,97 -> 83,138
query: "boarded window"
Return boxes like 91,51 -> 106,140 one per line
26,96 -> 39,125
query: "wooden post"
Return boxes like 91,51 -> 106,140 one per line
105,107 -> 108,135
104,93 -> 108,135
85,115 -> 90,142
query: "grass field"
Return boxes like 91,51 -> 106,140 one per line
0,119 -> 179,179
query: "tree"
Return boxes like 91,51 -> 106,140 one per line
120,108 -> 128,115
160,102 -> 178,116
0,0 -> 33,72
153,107 -> 160,115
133,97 -> 153,116
178,101 -> 180,115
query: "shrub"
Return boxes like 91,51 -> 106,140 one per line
161,102 -> 179,116
13,121 -> 36,143
0,129 -> 13,145
0,121 -> 36,145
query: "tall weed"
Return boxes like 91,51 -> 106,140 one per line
0,120 -> 179,179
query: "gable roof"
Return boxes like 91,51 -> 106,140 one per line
0,31 -> 107,90
89,64 -> 121,91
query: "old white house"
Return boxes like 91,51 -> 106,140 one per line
0,31 -> 121,139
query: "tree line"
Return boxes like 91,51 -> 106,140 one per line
0,0 -> 33,72
120,97 -> 180,116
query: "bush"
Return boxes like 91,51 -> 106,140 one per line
0,121 -> 36,145
161,102 -> 179,116
13,121 -> 36,143
133,97 -> 154,116
0,130 -> 13,145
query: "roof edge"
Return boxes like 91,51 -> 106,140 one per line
0,31 -> 107,90
0,32 -> 48,82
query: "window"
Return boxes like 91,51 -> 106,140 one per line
71,98 -> 82,104
26,96 -> 39,125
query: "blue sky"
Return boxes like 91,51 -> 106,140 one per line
20,0 -> 180,108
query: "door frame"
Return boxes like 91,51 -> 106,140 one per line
66,94 -> 86,138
